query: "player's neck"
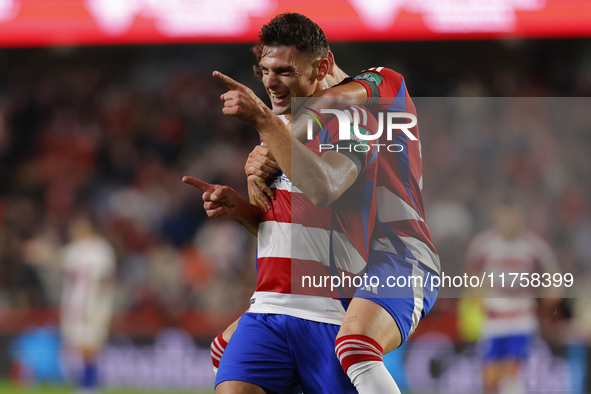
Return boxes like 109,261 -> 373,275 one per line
330,65 -> 349,86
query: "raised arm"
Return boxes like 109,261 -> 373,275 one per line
244,81 -> 369,207
214,71 -> 360,207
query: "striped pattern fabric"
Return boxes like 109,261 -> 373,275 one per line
249,109 -> 378,325
335,334 -> 384,373
210,333 -> 227,370
465,229 -> 558,337
352,67 -> 440,275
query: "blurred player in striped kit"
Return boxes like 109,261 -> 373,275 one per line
61,213 -> 116,394
465,200 -> 560,394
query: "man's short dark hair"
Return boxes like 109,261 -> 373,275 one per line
253,13 -> 330,79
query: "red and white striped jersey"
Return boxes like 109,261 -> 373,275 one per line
249,109 -> 378,325
466,229 -> 558,337
348,67 -> 440,276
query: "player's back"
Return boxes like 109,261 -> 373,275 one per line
351,67 -> 440,275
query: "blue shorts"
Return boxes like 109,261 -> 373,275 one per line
354,250 -> 439,345
216,312 -> 356,394
482,334 -> 533,361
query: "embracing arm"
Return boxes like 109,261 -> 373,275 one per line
254,112 -> 359,206
245,82 -> 369,207
291,81 -> 368,141
245,145 -> 279,211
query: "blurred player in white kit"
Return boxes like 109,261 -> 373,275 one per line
61,213 -> 116,394
465,200 -> 560,394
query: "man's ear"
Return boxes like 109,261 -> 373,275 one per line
326,51 -> 335,75
315,54 -> 333,81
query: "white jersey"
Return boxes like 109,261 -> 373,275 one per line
466,229 -> 558,338
61,235 -> 116,348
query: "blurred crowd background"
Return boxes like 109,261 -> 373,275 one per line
0,37 -> 590,390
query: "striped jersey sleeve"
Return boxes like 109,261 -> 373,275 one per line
346,67 -> 440,275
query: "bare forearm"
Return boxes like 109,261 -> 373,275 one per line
231,196 -> 262,236
254,111 -> 357,207
247,181 -> 258,205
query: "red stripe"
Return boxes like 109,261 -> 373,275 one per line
210,333 -> 227,369
376,160 -> 414,211
383,219 -> 437,254
406,141 -> 426,218
256,257 -> 358,299
256,257 -> 292,294
259,189 -> 291,224
259,189 -> 332,230
488,308 -> 536,319
335,334 -> 384,373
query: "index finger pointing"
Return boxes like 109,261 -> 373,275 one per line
182,176 -> 214,193
213,71 -> 243,91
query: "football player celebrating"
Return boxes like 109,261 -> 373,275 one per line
186,13 -> 439,394
243,13 -> 440,393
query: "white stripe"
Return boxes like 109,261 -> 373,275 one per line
376,185 -> 424,223
409,263 -> 425,336
211,338 -> 224,357
401,237 -> 440,273
257,221 -> 367,273
211,347 -> 223,358
345,108 -> 354,123
358,106 -> 368,126
278,115 -> 289,125
419,175 -> 423,190
353,106 -> 367,126
376,67 -> 384,72
336,339 -> 381,355
338,350 -> 380,362
258,221 -> 292,259
350,106 -> 367,128
249,291 -> 345,325
351,106 -> 360,126
372,236 -> 440,274
483,315 -> 537,338
272,174 -> 302,193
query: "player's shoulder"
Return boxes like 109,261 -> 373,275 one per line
352,67 -> 404,84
